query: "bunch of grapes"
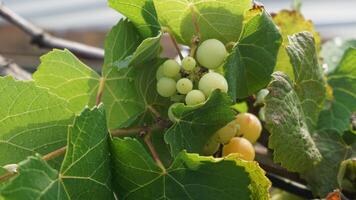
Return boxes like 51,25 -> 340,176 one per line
203,113 -> 262,161
156,39 -> 228,106
157,38 -> 262,162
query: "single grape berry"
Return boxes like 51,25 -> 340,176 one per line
182,56 -> 196,71
176,78 -> 193,94
185,90 -> 206,105
202,140 -> 220,156
157,77 -> 177,97
216,120 -> 238,144
235,113 -> 262,144
254,89 -> 269,105
163,59 -> 181,78
222,137 -> 255,161
198,72 -> 228,96
156,65 -> 165,80
196,39 -> 227,69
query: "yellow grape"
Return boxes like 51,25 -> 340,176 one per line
222,137 -> 255,161
203,137 -> 220,156
216,121 -> 238,144
235,113 -> 262,144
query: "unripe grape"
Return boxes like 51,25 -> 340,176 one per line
168,103 -> 180,122
216,121 -> 239,144
176,78 -> 193,94
163,59 -> 181,78
156,64 -> 165,80
222,137 -> 255,161
198,72 -> 228,96
196,39 -> 227,69
235,113 -> 262,144
182,56 -> 196,71
254,89 -> 269,106
157,77 -> 176,97
203,139 -> 220,156
185,90 -> 206,106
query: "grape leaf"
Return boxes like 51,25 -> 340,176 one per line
0,76 -> 73,168
33,49 -> 100,114
0,105 -> 114,199
264,72 -> 322,173
318,48 -> 356,132
108,0 -> 160,38
321,38 -> 356,74
302,131 -> 355,197
103,59 -> 169,129
153,0 -> 251,45
103,19 -> 167,129
165,90 -> 235,157
103,19 -> 142,76
224,10 -> 282,99
273,10 -> 321,80
118,32 -> 163,69
286,32 -> 326,129
111,137 -> 271,200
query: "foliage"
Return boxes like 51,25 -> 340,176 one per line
0,0 -> 355,199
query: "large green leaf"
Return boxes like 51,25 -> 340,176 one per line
108,0 -> 160,38
321,38 -> 356,74
103,19 -> 142,76
264,72 -> 322,173
165,91 -> 235,157
224,11 -> 282,99
153,0 -> 251,45
318,48 -> 356,132
0,105 -> 114,199
286,32 -> 326,129
33,49 -> 100,113
302,131 -> 355,197
103,19 -> 167,129
111,137 -> 271,200
103,59 -> 169,129
273,10 -> 321,80
0,76 -> 73,168
115,32 -> 162,69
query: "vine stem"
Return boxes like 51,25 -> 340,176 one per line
163,27 -> 183,60
189,3 -> 201,39
189,36 -> 200,57
144,130 -> 167,173
95,78 -> 106,106
0,146 -> 67,183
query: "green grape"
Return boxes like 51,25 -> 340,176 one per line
182,56 -> 196,71
156,64 -> 165,80
198,72 -> 228,96
168,103 -> 180,122
203,139 -> 220,156
176,78 -> 193,94
174,71 -> 182,81
222,137 -> 255,161
216,120 -> 238,144
196,39 -> 227,69
235,113 -> 262,144
163,59 -> 181,78
157,77 -> 177,97
254,89 -> 269,106
185,90 -> 206,105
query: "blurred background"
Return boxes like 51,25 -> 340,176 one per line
0,0 -> 355,71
